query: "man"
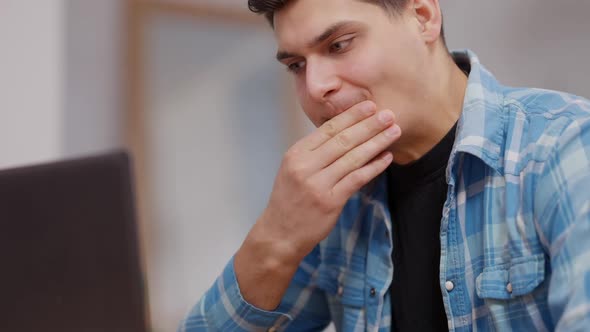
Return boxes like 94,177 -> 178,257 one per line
179,0 -> 590,331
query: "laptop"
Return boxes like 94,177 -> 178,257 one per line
0,151 -> 148,332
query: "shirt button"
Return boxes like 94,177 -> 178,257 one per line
506,283 -> 513,294
337,286 -> 344,296
445,280 -> 455,292
370,288 -> 376,297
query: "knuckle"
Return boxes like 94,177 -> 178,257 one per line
305,182 -> 335,213
283,150 -> 296,164
349,170 -> 368,187
284,160 -> 306,182
321,121 -> 338,137
315,196 -> 335,214
318,202 -> 335,214
335,133 -> 352,150
303,178 -> 319,192
285,145 -> 303,159
284,149 -> 304,168
362,120 -> 374,133
364,139 -> 380,153
308,188 -> 324,205
342,152 -> 362,168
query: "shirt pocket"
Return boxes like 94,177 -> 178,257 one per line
475,253 -> 546,300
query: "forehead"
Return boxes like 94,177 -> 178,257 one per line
273,0 -> 388,49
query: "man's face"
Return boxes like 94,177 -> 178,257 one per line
274,0 -> 429,128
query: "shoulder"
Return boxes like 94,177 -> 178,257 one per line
503,87 -> 590,128
498,86 -> 590,175
512,89 -> 590,230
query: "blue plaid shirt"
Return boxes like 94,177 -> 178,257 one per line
179,50 -> 590,331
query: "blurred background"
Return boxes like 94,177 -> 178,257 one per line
0,1 -> 588,331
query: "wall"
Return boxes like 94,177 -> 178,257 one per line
62,0 -> 125,156
141,11 -> 286,330
442,1 -> 590,98
0,1 -> 65,169
0,0 -> 124,170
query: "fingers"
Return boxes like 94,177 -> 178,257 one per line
320,123 -> 401,186
309,109 -> 396,170
331,150 -> 394,199
294,101 -> 376,151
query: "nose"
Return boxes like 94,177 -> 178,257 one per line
305,60 -> 342,103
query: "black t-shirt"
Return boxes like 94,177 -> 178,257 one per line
387,122 -> 457,332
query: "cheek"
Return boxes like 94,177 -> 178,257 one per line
339,49 -> 390,94
295,80 -> 323,127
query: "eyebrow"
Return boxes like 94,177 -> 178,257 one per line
276,20 -> 360,62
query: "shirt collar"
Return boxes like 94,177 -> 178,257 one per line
363,50 -> 508,199
450,49 -> 507,174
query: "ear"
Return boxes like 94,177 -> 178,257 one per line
409,0 -> 443,44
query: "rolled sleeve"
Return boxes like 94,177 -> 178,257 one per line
179,256 -> 292,332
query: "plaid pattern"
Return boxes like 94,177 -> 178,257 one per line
179,50 -> 590,331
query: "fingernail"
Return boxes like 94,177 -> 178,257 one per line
383,153 -> 393,163
378,110 -> 393,123
361,101 -> 375,114
384,125 -> 401,138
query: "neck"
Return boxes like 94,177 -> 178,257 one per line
390,51 -> 468,165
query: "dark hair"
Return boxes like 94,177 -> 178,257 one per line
247,0 -> 445,44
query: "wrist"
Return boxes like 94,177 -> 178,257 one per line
245,216 -> 305,270
233,218 -> 302,311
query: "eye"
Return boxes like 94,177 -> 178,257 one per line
287,60 -> 306,74
329,38 -> 353,54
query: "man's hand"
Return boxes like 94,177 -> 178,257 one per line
262,100 -> 400,257
235,100 -> 401,310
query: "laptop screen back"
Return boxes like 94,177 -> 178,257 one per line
0,151 -> 147,332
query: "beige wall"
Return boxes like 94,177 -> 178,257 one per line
141,11 -> 286,331
442,1 -> 590,98
62,0 -> 125,156
0,1 -> 64,169
0,0 -> 124,170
